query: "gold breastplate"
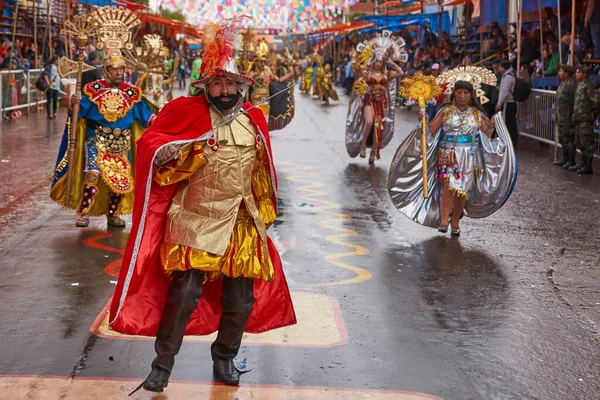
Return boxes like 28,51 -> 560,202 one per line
164,111 -> 266,256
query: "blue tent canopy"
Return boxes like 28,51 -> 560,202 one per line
358,12 -> 451,34
481,0 -> 558,27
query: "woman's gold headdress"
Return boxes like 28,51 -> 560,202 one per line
436,65 -> 497,104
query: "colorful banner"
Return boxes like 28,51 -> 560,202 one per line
160,0 -> 357,35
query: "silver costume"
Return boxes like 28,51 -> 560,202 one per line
388,106 -> 517,228
345,77 -> 397,157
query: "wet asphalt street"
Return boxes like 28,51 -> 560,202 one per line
0,88 -> 599,400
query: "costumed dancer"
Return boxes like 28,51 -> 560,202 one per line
301,55 -> 314,94
319,63 -> 339,105
247,39 -> 296,131
239,28 -> 256,76
312,55 -> 325,98
133,34 -> 170,111
345,30 -> 406,164
50,7 -> 156,228
113,16 -> 296,395
388,65 -> 518,236
247,39 -> 293,116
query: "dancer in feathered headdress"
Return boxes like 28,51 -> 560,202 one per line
116,15 -> 296,396
246,38 -> 296,130
388,65 -> 517,236
50,6 -> 156,228
345,30 -> 408,164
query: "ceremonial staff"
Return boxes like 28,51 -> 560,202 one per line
400,72 -> 442,199
57,15 -> 98,207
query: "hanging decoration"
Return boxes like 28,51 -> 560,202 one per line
160,0 -> 358,35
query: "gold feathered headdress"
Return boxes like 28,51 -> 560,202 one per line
436,65 -> 498,104
255,39 -> 270,61
355,30 -> 408,68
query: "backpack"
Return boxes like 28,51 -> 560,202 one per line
35,65 -> 51,91
510,71 -> 531,102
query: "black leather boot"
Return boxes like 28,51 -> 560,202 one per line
213,358 -> 241,385
553,148 -> 569,166
211,278 -> 255,386
130,270 -> 205,396
562,149 -> 576,169
577,155 -> 594,175
568,155 -> 584,171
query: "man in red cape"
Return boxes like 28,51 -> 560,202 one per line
112,17 -> 296,395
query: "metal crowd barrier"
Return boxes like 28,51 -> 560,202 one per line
0,68 -> 48,122
517,88 -> 600,158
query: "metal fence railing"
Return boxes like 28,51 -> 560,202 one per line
0,68 -> 48,122
518,88 -> 600,158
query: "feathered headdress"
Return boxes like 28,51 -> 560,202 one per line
255,38 -> 270,61
436,65 -> 497,104
193,15 -> 254,88
355,30 -> 408,68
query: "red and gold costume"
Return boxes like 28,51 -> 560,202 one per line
345,30 -> 407,163
367,73 -> 388,151
117,17 -> 296,395
109,96 -> 295,335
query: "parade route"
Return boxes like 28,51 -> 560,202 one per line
0,90 -> 599,400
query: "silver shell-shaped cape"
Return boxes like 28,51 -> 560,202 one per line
387,112 -> 518,228
345,78 -> 397,157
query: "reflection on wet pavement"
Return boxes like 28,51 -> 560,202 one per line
417,237 -> 509,333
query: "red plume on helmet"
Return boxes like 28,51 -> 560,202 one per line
192,15 -> 254,88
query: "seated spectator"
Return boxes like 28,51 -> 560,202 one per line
544,43 -> 561,76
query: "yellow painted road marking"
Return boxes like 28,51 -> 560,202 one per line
0,376 -> 444,400
92,292 -> 348,348
280,162 -> 372,286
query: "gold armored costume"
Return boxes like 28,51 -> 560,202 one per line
155,110 -> 276,282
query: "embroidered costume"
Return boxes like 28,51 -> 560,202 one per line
116,16 -> 296,395
50,6 -> 155,227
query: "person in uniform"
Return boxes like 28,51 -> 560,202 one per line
571,64 -> 599,175
553,64 -> 577,168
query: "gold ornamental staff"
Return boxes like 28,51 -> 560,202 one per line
57,15 -> 98,207
400,72 -> 442,199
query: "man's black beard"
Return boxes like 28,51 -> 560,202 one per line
208,93 -> 240,111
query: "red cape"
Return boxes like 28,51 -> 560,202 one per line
109,96 -> 296,336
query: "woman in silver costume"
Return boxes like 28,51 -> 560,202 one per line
346,31 -> 407,164
388,68 -> 517,237
359,56 -> 404,163
419,81 -> 493,235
